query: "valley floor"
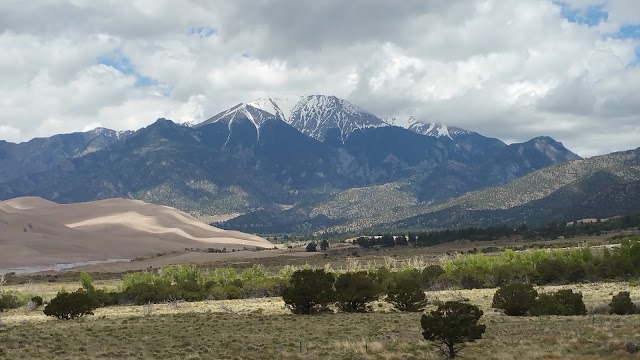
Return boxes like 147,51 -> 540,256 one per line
1,282 -> 639,359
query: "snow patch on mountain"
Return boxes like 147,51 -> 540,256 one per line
407,119 -> 473,140
288,95 -> 388,140
248,96 -> 301,121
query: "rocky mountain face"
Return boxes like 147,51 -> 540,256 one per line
0,95 -> 584,233
0,128 -> 130,183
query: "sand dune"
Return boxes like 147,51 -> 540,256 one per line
0,197 -> 272,268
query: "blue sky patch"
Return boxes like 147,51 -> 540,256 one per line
97,52 -> 135,75
615,24 -> 640,39
188,26 -> 216,38
557,1 -> 608,26
97,52 -> 160,88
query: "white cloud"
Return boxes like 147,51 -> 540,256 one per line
0,0 -> 639,156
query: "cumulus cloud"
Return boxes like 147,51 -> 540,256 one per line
0,0 -> 639,156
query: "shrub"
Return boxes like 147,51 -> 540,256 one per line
0,292 -> 23,311
386,271 -> 428,312
459,274 -> 486,289
421,265 -> 445,289
79,272 -> 95,292
421,301 -> 486,359
492,282 -> 538,316
121,282 -> 176,305
242,277 -> 282,298
530,289 -> 587,316
609,291 -> 637,315
26,296 -> 45,310
30,296 -> 44,307
90,290 -> 120,307
43,291 -> 98,320
334,272 -> 382,312
320,240 -> 329,250
306,242 -> 317,252
281,269 -> 335,314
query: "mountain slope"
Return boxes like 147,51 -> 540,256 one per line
382,147 -> 640,230
0,127 -> 130,184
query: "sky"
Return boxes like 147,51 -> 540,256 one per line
0,0 -> 639,157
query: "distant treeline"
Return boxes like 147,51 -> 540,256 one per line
353,214 -> 640,248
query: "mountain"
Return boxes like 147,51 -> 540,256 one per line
0,95 -> 582,234
196,95 -> 388,141
381,147 -> 640,230
0,196 -> 271,268
408,121 -> 468,140
0,128 -> 130,184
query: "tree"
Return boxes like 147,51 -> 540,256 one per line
609,291 -> 637,315
492,282 -> 538,316
421,301 -> 486,359
334,272 -> 381,312
320,240 -> 329,251
386,271 -> 428,312
43,291 -> 98,320
305,242 -> 317,252
281,269 -> 335,314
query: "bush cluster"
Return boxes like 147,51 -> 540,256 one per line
492,282 -> 587,316
281,269 -> 428,314
118,264 -> 282,305
435,239 -> 640,289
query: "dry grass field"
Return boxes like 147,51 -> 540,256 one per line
1,234 -> 637,359
2,282 -> 640,359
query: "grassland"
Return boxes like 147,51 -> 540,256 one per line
2,281 -> 640,359
2,234 -> 639,359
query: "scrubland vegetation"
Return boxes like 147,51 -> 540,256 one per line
2,235 -> 640,358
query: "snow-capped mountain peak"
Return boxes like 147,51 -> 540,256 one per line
197,95 -> 389,141
197,102 -> 277,130
288,95 -> 388,140
247,96 -> 301,121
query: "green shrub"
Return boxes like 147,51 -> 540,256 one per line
421,265 -> 445,289
242,277 -> 283,298
386,271 -> 428,312
43,291 -> 98,320
459,274 -> 486,289
281,269 -> 335,314
90,290 -> 120,307
334,272 -> 382,312
421,301 -> 486,359
79,272 -> 95,292
30,296 -> 44,307
121,282 -> 176,305
305,242 -> 317,252
530,289 -> 587,316
492,282 -> 538,316
206,284 -> 243,300
0,292 -> 25,311
609,291 -> 637,315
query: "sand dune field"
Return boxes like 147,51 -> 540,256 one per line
0,197 -> 272,268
